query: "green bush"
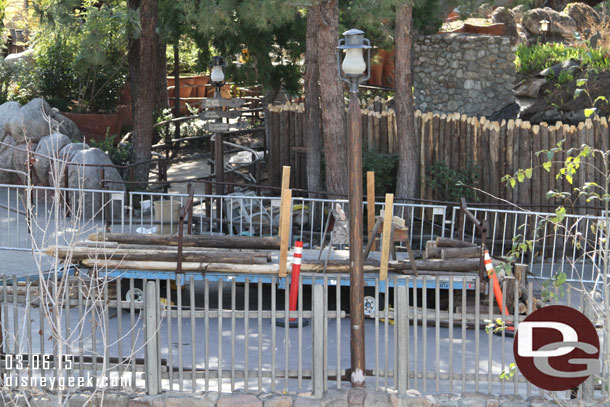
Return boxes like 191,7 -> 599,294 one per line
515,43 -> 610,75
362,151 -> 399,196
30,1 -> 131,112
89,134 -> 131,167
426,160 -> 479,202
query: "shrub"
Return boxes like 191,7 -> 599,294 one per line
425,160 -> 479,202
515,43 -> 610,75
89,134 -> 131,167
362,151 -> 399,196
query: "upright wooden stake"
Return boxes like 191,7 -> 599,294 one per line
380,193 -> 394,281
279,166 -> 291,234
279,188 -> 292,278
367,171 -> 376,252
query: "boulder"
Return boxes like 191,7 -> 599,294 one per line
512,4 -> 526,22
491,7 -> 519,41
522,7 -> 577,38
0,101 -> 21,131
4,98 -> 81,143
538,59 -> 581,77
67,148 -> 125,218
0,131 -> 15,184
564,2 -> 601,33
59,142 -> 90,161
513,77 -> 548,98
34,133 -> 71,186
4,49 -> 34,66
50,109 -> 82,141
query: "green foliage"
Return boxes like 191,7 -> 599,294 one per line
426,160 -> 479,202
30,0 -> 133,112
362,151 -> 399,196
515,43 -> 610,75
179,0 -> 306,96
166,36 -> 202,74
557,69 -> 574,85
89,134 -> 131,167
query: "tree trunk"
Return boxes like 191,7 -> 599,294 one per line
129,0 -> 158,186
395,3 -> 418,199
304,5 -> 322,196
154,37 -> 168,114
317,0 -> 347,196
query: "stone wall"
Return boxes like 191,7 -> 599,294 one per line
5,388 -> 598,407
413,33 -> 516,117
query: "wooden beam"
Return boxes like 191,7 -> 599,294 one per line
367,171 -> 376,252
87,233 -> 280,250
279,188 -> 292,277
379,193 -> 394,281
279,165 -> 291,234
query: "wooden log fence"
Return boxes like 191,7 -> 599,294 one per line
267,101 -> 609,214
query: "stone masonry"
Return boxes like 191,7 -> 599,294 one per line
4,388 -> 608,407
413,33 -> 516,117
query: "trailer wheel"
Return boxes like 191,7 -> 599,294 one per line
364,294 -> 386,317
121,280 -> 144,303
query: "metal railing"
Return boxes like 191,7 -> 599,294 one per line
0,184 -> 125,251
0,271 -> 604,400
450,206 -> 608,284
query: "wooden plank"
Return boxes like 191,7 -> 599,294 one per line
436,237 -> 477,248
439,114 -> 447,167
499,120 -> 507,201
278,188 -> 292,278
380,111 -> 389,153
201,98 -> 245,108
366,110 -> 374,152
380,193 -> 394,281
87,233 -> 281,249
539,122 -> 549,203
585,119 -> 595,214
270,105 -> 282,187
531,125 -> 541,211
427,113 -> 435,201
548,123 -> 558,206
519,121 -> 532,205
460,114 -> 468,174
367,171 -> 377,252
512,120 -> 521,204
198,110 -> 242,120
279,166 -> 291,234
419,111 -> 426,198
488,121 -> 501,202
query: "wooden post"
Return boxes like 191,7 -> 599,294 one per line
347,91 -> 365,387
278,188 -> 292,278
279,166 -> 291,234
367,171 -> 376,252
380,193 -> 394,281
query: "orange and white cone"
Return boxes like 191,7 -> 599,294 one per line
484,250 -> 511,318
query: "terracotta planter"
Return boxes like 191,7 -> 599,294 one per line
117,104 -> 132,127
382,49 -> 395,88
191,75 -> 210,97
463,23 -> 505,35
62,112 -> 123,144
368,49 -> 385,87
119,83 -> 131,105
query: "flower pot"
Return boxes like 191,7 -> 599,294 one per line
62,112 -> 123,144
368,49 -> 385,87
382,49 -> 395,89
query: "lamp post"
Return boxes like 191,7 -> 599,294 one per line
539,19 -> 550,43
337,28 -> 370,387
210,56 -> 226,195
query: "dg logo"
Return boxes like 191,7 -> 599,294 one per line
513,305 -> 600,391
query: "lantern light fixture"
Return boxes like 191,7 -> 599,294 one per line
337,28 -> 371,93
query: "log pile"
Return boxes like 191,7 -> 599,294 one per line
425,237 -> 480,260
